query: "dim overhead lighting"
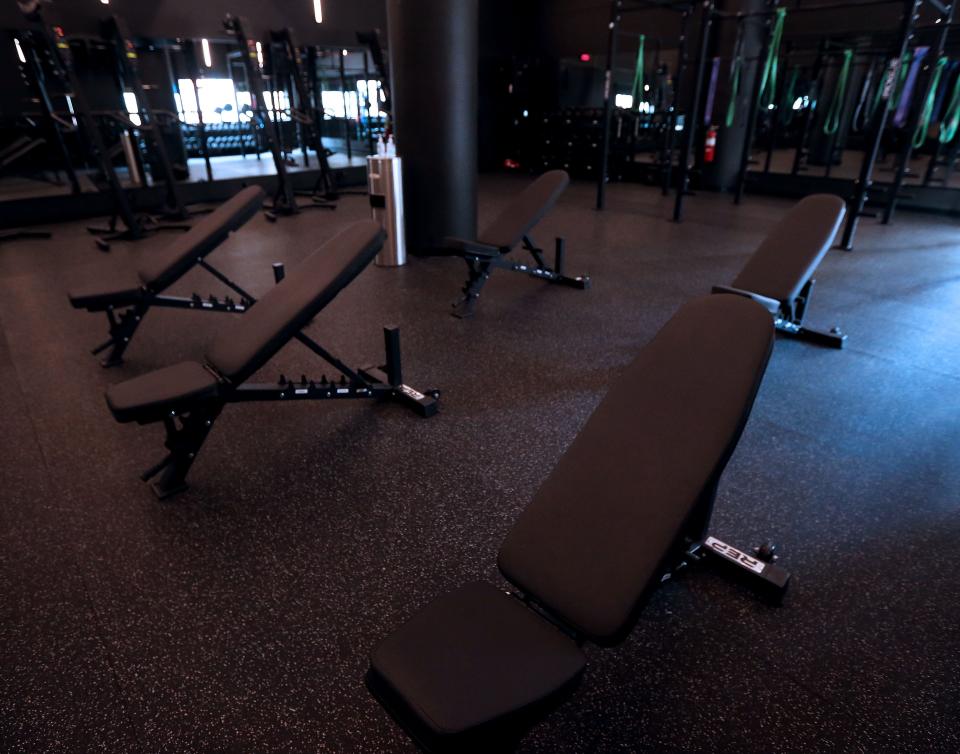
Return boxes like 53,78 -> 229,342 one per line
100,0 -> 110,4
256,40 -> 263,68
313,0 -> 323,23
201,38 -> 212,68
14,38 -> 26,64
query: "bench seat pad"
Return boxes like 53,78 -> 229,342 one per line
106,361 -> 220,424
370,581 -> 585,738
498,295 -> 775,644
68,283 -> 144,311
731,194 -> 845,304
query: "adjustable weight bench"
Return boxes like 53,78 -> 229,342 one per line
713,194 -> 847,349
69,186 -> 265,367
442,170 -> 590,318
105,220 -> 439,499
367,294 -> 790,752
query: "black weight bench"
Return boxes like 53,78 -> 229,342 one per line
713,194 -> 847,349
105,220 -> 439,499
441,170 -> 590,318
367,294 -> 789,752
69,185 -> 265,367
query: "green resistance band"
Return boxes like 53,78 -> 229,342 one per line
823,49 -> 854,135
780,67 -> 799,125
939,65 -> 960,143
631,35 -> 645,109
725,30 -> 744,128
759,8 -> 787,109
913,56 -> 948,148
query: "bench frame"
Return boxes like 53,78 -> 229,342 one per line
368,483 -> 790,752
88,257 -> 255,367
712,279 -> 846,349
452,235 -> 591,319
139,262 -> 438,499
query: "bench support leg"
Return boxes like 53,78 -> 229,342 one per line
515,236 -> 591,290
92,303 -> 147,367
142,405 -> 223,499
360,328 -> 440,418
451,236 -> 590,318
451,259 -> 491,319
776,279 -> 846,349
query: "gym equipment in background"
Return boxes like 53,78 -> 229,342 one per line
712,193 -> 847,348
439,170 -> 589,318
367,294 -> 786,752
69,186 -> 265,366
223,15 -> 336,222
104,220 -> 438,498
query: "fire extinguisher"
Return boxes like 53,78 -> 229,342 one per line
704,126 -> 717,163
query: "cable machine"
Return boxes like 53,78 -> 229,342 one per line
17,0 -> 165,250
269,28 -> 338,200
223,14 -> 336,221
101,15 -> 189,222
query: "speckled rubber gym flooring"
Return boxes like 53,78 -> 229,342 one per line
1,176 -> 958,752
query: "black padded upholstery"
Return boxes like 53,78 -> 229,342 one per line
106,361 -> 220,424
370,582 -> 585,738
476,170 -> 569,252
205,221 -> 385,384
731,194 -> 845,304
138,185 -> 265,290
68,186 -> 264,311
498,295 -> 774,644
68,284 -> 145,311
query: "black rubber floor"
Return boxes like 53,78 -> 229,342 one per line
1,177 -> 958,753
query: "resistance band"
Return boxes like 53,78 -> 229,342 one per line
759,8 -> 787,109
932,60 -> 959,121
852,59 -> 878,131
725,20 -> 745,128
913,56 -> 948,148
893,46 -> 929,127
704,57 -> 721,126
631,35 -> 645,109
780,67 -> 799,125
939,63 -> 960,143
823,49 -> 854,135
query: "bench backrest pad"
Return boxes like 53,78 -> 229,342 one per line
731,194 -> 846,304
497,295 -> 774,644
476,170 -> 569,251
204,220 -> 385,384
137,185 -> 266,290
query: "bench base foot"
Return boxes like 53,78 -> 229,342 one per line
776,320 -> 846,349
361,366 -> 440,418
684,536 -> 791,605
150,477 -> 189,500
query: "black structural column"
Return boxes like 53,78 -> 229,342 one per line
387,0 -> 478,254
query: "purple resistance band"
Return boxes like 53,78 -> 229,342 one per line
704,57 -> 721,126
894,46 -> 929,127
